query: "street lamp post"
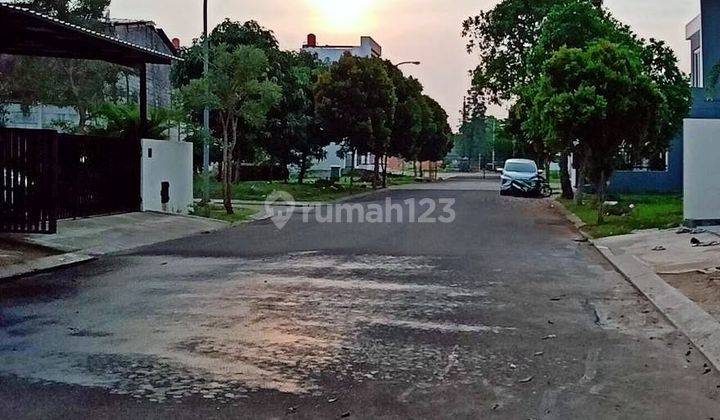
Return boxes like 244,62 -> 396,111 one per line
202,0 -> 211,204
394,61 -> 421,68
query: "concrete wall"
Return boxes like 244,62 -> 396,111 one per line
141,139 -> 193,214
684,119 -> 720,225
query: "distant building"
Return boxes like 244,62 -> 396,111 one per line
303,34 -> 381,63
301,34 -> 382,177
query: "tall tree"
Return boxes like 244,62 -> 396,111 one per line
263,50 -> 329,184
533,41 -> 675,223
315,55 -> 397,188
182,44 -> 281,214
382,61 -> 424,186
416,95 -> 452,178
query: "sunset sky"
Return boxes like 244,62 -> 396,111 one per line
107,0 -> 701,128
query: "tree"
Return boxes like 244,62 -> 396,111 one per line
17,0 -> 111,26
534,41 -> 675,223
462,0 -> 602,108
182,44 -> 281,214
263,50 -> 329,184
315,55 -> 397,188
171,20 -> 279,88
416,95 -> 452,178
382,60 -> 424,186
171,19 -> 281,172
6,0 -> 120,131
463,0 -> 603,197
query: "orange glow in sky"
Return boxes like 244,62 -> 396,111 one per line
309,0 -> 376,33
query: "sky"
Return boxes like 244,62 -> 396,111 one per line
106,0 -> 701,128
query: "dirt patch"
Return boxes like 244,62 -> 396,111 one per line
663,272 -> 720,320
0,238 -> 58,268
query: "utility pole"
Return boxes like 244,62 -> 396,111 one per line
202,0 -> 211,204
491,118 -> 496,170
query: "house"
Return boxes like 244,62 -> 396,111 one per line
684,0 -> 720,226
608,0 -> 720,194
301,34 -> 381,177
3,19 -> 178,129
0,4 -> 191,234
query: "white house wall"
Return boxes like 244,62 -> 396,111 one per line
141,139 -> 193,215
684,119 -> 720,224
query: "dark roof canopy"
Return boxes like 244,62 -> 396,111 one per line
0,3 -> 179,67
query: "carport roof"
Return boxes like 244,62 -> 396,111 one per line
0,2 -> 179,66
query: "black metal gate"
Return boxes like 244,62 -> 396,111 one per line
0,128 -> 59,233
1,128 -> 141,234
57,134 -> 141,219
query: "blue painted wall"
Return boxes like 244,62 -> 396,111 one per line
609,0 -> 720,193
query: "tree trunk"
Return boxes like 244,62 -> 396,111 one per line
559,153 -> 574,200
298,153 -> 308,185
373,154 -> 381,189
419,161 -> 424,179
382,155 -> 388,188
413,161 -> 417,178
596,170 -> 606,225
221,117 -> 234,215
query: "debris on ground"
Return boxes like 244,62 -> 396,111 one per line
340,412 -> 351,418
327,397 -> 338,403
542,334 -> 557,340
677,227 -> 707,235
691,238 -> 720,248
534,351 -> 544,357
652,246 -> 667,252
573,237 -> 589,243
518,376 -> 534,383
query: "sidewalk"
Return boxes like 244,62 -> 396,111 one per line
1,212 -> 228,281
591,226 -> 720,371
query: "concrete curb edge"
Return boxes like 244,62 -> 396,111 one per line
0,252 -> 96,282
552,198 -> 720,372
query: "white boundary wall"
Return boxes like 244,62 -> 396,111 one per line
684,119 -> 720,224
141,139 -> 193,215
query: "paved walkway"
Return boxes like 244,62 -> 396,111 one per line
22,212 -> 228,256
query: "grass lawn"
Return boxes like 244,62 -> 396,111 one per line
559,194 -> 683,238
194,174 -> 416,203
191,204 -> 257,224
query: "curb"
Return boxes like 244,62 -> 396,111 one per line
0,252 -> 95,282
552,198 -> 591,240
594,245 -> 720,373
552,198 -> 720,372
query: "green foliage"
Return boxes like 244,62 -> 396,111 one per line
315,55 -> 397,184
171,19 -> 279,89
181,43 -> 281,214
417,95 -> 453,163
193,175 -> 370,203
462,0 -> 602,112
382,61 -> 424,162
88,102 -> 173,139
560,194 -> 683,238
17,0 -> 110,26
262,50 -> 329,181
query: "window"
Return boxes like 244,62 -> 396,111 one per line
692,48 -> 703,88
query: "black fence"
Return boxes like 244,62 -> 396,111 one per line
0,128 -> 58,233
1,128 -> 141,234
57,134 -> 141,219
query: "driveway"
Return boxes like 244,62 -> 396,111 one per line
1,176 -> 718,419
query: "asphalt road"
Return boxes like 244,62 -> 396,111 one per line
1,176 -> 719,419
